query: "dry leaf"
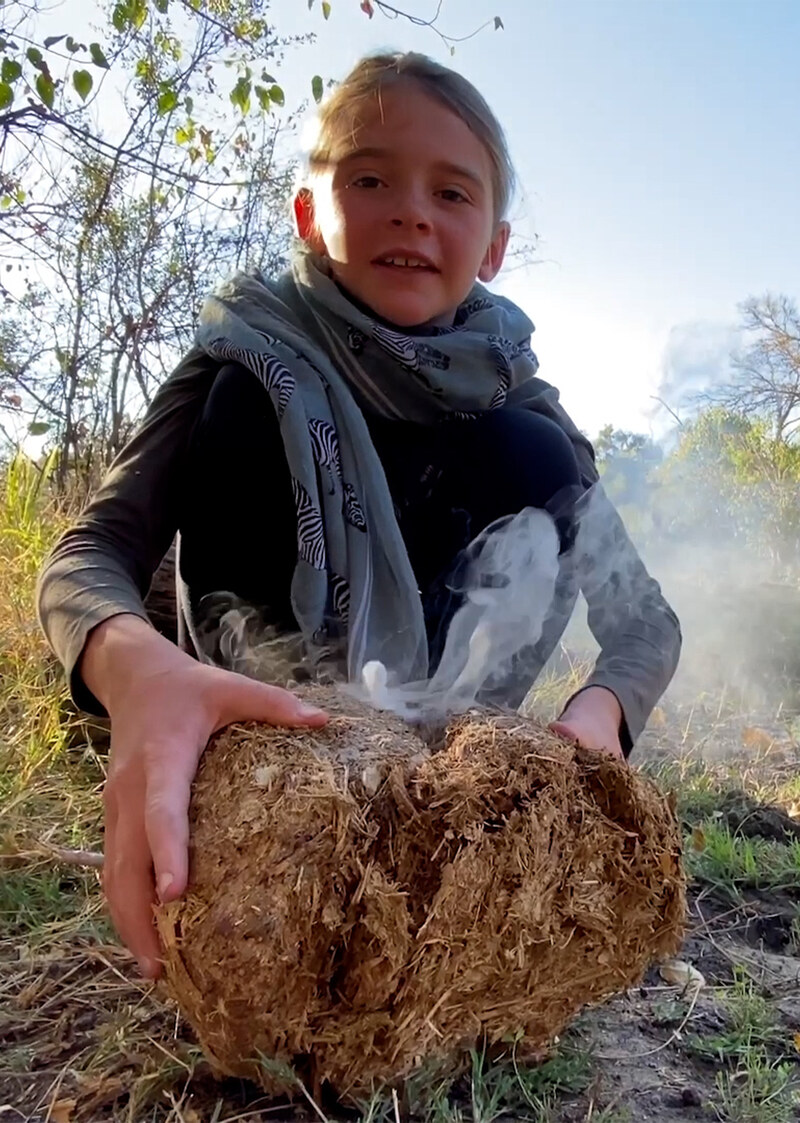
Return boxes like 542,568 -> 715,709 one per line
660,958 -> 705,992
691,826 -> 706,852
49,1099 -> 77,1123
794,1031 -> 800,1053
742,726 -> 775,751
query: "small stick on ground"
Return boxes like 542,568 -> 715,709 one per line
39,843 -> 104,868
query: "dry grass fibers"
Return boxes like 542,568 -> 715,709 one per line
157,685 -> 685,1097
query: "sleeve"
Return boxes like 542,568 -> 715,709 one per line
36,347 -> 218,713
568,484 -> 682,755
509,376 -> 680,753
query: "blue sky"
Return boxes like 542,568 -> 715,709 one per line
271,0 -> 800,438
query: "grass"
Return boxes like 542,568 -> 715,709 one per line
523,653 -> 594,723
353,1036 -> 592,1123
650,746 -> 800,904
467,1037 -> 592,1123
687,968 -> 786,1066
714,1052 -> 797,1123
687,822 -> 800,901
683,968 -> 799,1123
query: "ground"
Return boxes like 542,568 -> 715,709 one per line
3,691 -> 800,1123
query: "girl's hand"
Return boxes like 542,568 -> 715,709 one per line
81,614 -> 328,980
549,685 -> 625,762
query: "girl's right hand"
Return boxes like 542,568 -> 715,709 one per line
80,614 -> 328,979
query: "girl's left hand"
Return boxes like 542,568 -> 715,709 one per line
549,685 -> 626,762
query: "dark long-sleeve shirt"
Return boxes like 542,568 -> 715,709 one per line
36,347 -> 681,747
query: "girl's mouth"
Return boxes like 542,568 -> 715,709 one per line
373,254 -> 439,272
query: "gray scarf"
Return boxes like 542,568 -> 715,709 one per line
193,251 -> 596,685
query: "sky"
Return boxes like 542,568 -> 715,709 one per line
265,0 -> 800,439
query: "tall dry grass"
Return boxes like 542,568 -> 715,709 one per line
0,452 -> 103,870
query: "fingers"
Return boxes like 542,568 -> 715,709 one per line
549,720 -> 624,760
143,737 -> 198,909
548,720 -> 577,743
100,661 -> 329,981
104,773 -> 162,978
212,670 -> 328,731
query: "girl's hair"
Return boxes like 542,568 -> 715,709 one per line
305,52 -> 516,224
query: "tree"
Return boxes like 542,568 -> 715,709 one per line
699,294 -> 800,442
0,0 -> 504,483
655,406 -> 800,565
0,0 -> 503,160
593,424 -> 661,507
1,0 -> 304,486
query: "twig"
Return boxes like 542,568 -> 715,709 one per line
594,981 -> 702,1061
650,394 -> 685,428
39,842 -> 105,868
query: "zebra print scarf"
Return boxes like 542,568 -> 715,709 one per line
192,251 -> 588,686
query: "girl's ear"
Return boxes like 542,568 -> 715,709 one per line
478,221 -> 511,282
293,187 -> 326,253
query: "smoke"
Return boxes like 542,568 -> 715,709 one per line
562,437 -> 800,721
192,592 -> 341,686
651,320 -> 739,426
200,414 -> 800,737
358,506 -> 561,722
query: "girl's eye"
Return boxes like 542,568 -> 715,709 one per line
439,188 -> 469,203
352,175 -> 383,189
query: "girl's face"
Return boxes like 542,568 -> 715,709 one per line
295,83 -> 510,328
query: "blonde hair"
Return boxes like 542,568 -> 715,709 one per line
305,52 -> 516,225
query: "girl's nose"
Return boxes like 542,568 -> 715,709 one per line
390,191 -> 432,231
391,217 -> 430,230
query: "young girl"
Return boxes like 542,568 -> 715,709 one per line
37,52 -> 681,980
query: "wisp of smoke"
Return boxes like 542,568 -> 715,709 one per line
358,506 -> 560,722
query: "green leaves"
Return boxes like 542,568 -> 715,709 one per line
89,42 -> 109,69
35,72 -> 55,109
0,57 -> 21,109
253,81 -> 285,113
43,35 -> 66,49
112,0 -> 148,33
254,83 -> 270,112
229,74 -> 251,115
322,1 -> 331,17
174,121 -> 194,145
157,84 -> 178,115
1,58 -> 22,83
73,69 -> 93,101
311,74 -> 323,104
28,421 -> 51,437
